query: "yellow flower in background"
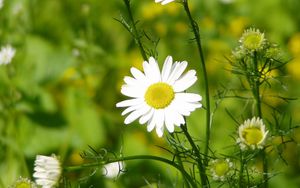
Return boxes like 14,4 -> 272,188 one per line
288,33 -> 300,56
200,17 -> 215,31
116,56 -> 202,137
128,50 -> 144,69
237,117 -> 268,150
287,57 -> 300,80
61,67 -> 78,81
141,3 -> 164,20
141,1 -> 180,20
259,64 -> 278,82
174,22 -> 188,34
69,151 -> 84,166
228,17 -> 249,37
155,22 -> 168,36
164,2 -> 180,15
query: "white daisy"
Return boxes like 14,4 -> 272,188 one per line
239,28 -> 266,52
103,162 -> 125,179
0,45 -> 16,65
116,56 -> 202,137
210,158 -> 234,181
33,155 -> 61,188
237,117 -> 269,150
155,0 -> 175,5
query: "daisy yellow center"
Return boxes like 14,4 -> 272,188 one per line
214,161 -> 230,177
144,82 -> 174,109
243,33 -> 264,50
15,182 -> 32,188
242,127 -> 263,145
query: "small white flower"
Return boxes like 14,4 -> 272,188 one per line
155,0 -> 175,5
210,159 -> 233,181
116,56 -> 202,137
237,117 -> 269,150
33,155 -> 61,188
103,162 -> 125,179
0,0 -> 3,9
0,45 -> 16,65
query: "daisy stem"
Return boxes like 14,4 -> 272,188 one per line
181,124 -> 209,188
169,133 -> 191,188
252,52 -> 262,118
252,52 -> 268,188
65,155 -> 197,187
122,0 -> 148,61
182,0 -> 211,164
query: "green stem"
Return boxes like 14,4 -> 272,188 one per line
252,52 -> 268,188
170,133 -> 191,188
262,149 -> 268,187
239,150 -> 244,187
252,52 -> 262,118
181,125 -> 209,188
182,0 -> 211,164
123,0 -> 147,61
65,155 -> 197,187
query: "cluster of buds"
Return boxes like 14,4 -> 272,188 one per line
232,28 -> 280,61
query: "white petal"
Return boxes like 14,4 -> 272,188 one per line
147,111 -> 158,132
35,179 -> 56,186
173,70 -> 197,92
116,98 -> 143,107
143,61 -> 151,76
123,76 -> 144,87
155,110 -> 164,137
121,103 -> 144,116
175,93 -> 202,103
156,125 -> 164,137
170,100 -> 191,116
139,108 -> 154,124
165,106 -> 185,127
173,98 -> 202,115
161,56 -> 173,82
148,56 -> 161,82
183,102 -> 202,111
164,107 -> 175,133
121,85 -> 144,98
167,61 -> 188,84
147,109 -> 164,134
176,113 -> 185,125
130,67 -> 146,81
172,108 -> 185,126
162,0 -> 175,5
123,76 -> 135,85
124,105 -> 150,124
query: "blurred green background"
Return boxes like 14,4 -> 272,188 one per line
0,0 -> 300,187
